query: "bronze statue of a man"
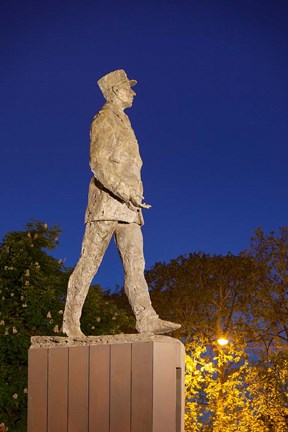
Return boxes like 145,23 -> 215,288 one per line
63,69 -> 180,337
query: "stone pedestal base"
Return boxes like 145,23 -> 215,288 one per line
28,334 -> 185,432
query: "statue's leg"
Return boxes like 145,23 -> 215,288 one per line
114,222 -> 157,320
63,220 -> 116,337
115,222 -> 181,334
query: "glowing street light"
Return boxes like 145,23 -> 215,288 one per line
217,338 -> 229,346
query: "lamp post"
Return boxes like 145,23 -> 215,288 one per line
214,336 -> 229,431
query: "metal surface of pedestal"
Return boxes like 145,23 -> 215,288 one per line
28,335 -> 185,432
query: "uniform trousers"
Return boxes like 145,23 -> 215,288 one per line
64,220 -> 156,327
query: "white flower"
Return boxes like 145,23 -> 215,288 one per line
58,310 -> 63,315
10,293 -> 14,297
23,388 -> 28,394
12,327 -> 17,334
25,269 -> 30,277
53,325 -> 59,333
22,303 -> 27,308
0,320 -> 4,325
20,296 -> 25,301
25,281 -> 29,286
12,393 -> 18,399
47,311 -> 52,318
96,317 -> 101,322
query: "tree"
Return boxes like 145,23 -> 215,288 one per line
243,227 -> 288,347
184,338 -> 280,432
0,220 -> 67,430
145,239 -> 288,431
146,253 -> 259,430
247,351 -> 288,431
146,252 -> 256,344
243,227 -> 288,430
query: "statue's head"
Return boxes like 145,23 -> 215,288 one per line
97,69 -> 137,108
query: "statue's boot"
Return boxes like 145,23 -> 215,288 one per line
135,308 -> 181,335
122,280 -> 181,334
62,311 -> 85,338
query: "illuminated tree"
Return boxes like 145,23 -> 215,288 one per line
184,339 -> 276,432
146,235 -> 288,431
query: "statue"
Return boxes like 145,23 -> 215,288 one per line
63,70 -> 180,337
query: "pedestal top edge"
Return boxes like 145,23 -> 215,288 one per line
30,334 -> 184,349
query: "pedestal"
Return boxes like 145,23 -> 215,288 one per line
28,334 -> 185,432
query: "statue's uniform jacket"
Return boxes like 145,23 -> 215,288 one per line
85,101 -> 144,226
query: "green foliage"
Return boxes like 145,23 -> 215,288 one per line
0,335 -> 30,431
0,220 -> 66,335
0,221 -> 67,429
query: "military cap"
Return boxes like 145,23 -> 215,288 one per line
97,69 -> 137,100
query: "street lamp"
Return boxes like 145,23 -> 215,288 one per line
217,337 -> 228,346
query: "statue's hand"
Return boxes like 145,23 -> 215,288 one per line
130,195 -> 152,209
139,202 -> 152,209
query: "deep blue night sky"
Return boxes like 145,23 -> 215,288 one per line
1,0 -> 288,290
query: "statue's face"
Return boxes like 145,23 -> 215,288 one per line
113,83 -> 136,108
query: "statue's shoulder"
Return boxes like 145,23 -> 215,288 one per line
91,103 -> 115,126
